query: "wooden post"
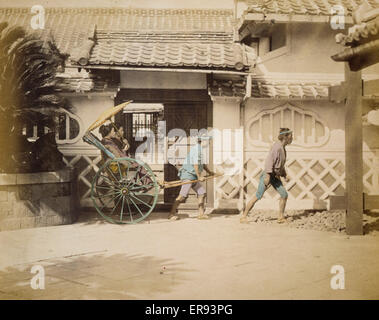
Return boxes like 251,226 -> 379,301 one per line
344,63 -> 363,235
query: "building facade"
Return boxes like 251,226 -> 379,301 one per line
1,0 -> 378,213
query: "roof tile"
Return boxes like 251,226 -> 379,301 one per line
332,2 -> 379,63
245,0 -> 379,16
0,7 -> 250,71
336,15 -> 379,46
209,77 -> 338,98
89,39 -> 249,70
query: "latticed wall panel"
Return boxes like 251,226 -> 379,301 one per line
213,152 -> 379,211
214,101 -> 379,211
243,152 -> 379,204
62,152 -> 103,207
214,164 -> 244,211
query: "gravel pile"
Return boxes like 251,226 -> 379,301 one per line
247,209 -> 379,234
248,210 -> 347,233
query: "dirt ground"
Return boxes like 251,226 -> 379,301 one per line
0,210 -> 379,300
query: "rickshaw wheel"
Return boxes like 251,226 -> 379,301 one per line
91,157 -> 159,224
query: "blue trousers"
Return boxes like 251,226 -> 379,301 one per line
256,172 -> 288,200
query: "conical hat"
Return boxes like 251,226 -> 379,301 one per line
87,100 -> 133,132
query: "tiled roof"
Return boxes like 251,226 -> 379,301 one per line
332,3 -> 379,65
0,8 -> 234,54
335,13 -> 379,46
209,78 -> 247,96
55,69 -> 119,93
245,0 -> 378,16
0,7 -> 234,31
0,7 -> 251,71
251,80 -> 332,98
209,77 -> 339,98
89,31 -> 249,70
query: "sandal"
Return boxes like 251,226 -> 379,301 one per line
168,215 -> 179,221
197,214 -> 210,220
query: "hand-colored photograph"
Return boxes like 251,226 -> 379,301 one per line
0,0 -> 378,300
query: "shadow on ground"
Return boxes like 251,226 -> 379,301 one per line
0,252 -> 194,299
75,209 -> 220,225
75,210 -> 189,225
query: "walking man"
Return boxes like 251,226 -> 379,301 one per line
168,134 -> 215,221
240,128 -> 293,224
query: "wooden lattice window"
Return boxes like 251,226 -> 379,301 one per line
246,103 -> 330,148
132,113 -> 159,137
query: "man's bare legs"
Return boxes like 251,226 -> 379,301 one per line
240,195 -> 258,223
168,195 -> 185,220
278,197 -> 287,223
168,194 -> 208,220
240,174 -> 270,223
197,195 -> 209,219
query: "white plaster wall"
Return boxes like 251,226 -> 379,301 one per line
59,95 -> 116,152
244,99 -> 379,153
261,23 -> 379,76
243,98 -> 379,210
213,97 -> 241,129
121,71 -> 207,89
212,97 -> 242,155
212,97 -> 244,211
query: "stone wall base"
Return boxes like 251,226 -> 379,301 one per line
0,168 -> 79,231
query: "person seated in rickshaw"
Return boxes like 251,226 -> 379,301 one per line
99,123 -> 152,187
110,123 -> 131,156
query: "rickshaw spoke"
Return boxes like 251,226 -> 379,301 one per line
125,176 -> 141,189
129,196 -> 144,217
117,162 -> 124,181
136,169 -> 150,183
94,184 -> 115,192
130,183 -> 155,191
131,164 -> 142,184
109,194 -> 123,216
130,193 -> 153,209
95,190 -> 120,200
106,166 -> 120,185
120,196 -> 125,222
99,192 -> 120,211
99,174 -> 118,187
127,171 -> 136,188
125,176 -> 136,188
96,186 -> 120,198
126,197 -> 133,223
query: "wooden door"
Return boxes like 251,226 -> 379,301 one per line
164,103 -> 208,203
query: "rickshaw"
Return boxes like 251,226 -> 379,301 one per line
82,101 -> 220,224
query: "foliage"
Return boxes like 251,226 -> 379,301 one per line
0,22 -> 69,173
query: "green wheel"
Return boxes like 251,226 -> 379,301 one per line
91,157 -> 159,224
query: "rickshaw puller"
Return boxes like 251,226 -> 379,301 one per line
168,135 -> 215,221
